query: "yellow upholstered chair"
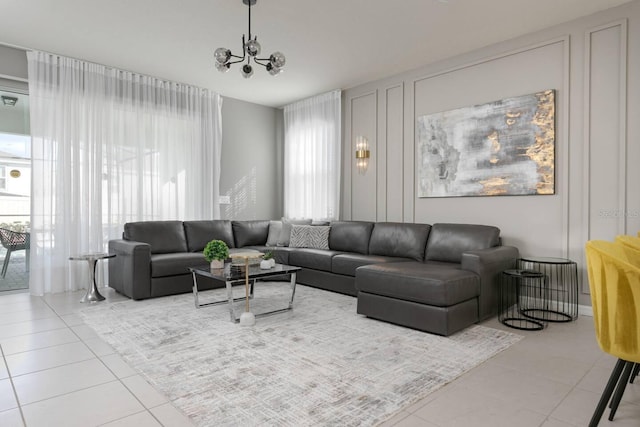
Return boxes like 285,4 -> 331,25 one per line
615,235 -> 640,267
618,235 -> 640,248
616,234 -> 640,252
614,236 -> 640,385
585,240 -> 640,426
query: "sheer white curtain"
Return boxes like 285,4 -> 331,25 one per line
283,90 -> 341,220
27,51 -> 222,295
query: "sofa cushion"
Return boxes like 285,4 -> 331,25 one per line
289,225 -> 330,250
369,222 -> 431,261
151,252 -> 205,277
277,218 -> 312,246
355,262 -> 480,307
265,220 -> 283,246
332,253 -> 413,276
272,247 -> 295,265
232,220 -> 270,247
329,221 -> 374,254
183,220 -> 235,252
426,223 -> 500,263
288,248 -> 343,272
124,221 -> 188,254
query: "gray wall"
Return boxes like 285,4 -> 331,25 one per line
220,97 -> 282,220
342,1 -> 640,306
0,45 -> 29,134
0,44 -> 28,82
0,43 -> 283,221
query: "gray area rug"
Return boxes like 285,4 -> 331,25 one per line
80,283 -> 521,426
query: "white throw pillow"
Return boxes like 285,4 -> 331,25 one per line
265,220 -> 283,247
277,218 -> 312,246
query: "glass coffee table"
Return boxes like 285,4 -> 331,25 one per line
189,263 -> 301,323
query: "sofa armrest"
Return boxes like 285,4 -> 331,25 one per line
108,239 -> 152,300
461,245 -> 519,321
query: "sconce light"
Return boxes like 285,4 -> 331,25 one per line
355,136 -> 370,174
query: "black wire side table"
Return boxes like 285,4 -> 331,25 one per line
518,256 -> 579,322
499,269 -> 547,331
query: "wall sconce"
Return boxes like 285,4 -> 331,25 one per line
355,136 -> 370,174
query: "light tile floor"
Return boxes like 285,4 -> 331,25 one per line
0,286 -> 637,426
0,288 -> 194,427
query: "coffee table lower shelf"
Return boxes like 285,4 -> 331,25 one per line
189,263 -> 300,323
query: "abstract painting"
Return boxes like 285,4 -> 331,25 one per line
416,89 -> 555,198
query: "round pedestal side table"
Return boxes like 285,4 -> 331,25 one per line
518,256 -> 578,322
500,269 -> 547,331
69,253 -> 116,303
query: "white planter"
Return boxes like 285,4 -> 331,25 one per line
269,258 -> 276,267
210,259 -> 224,269
260,260 -> 272,269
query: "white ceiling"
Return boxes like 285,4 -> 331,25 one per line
0,0 -> 633,107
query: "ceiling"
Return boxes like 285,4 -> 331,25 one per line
0,0 -> 633,107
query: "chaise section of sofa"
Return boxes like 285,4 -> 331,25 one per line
287,221 -> 431,296
354,223 -> 518,336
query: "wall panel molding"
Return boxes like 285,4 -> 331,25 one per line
582,19 -> 628,238
348,91 -> 378,221
383,83 -> 404,222
377,88 -> 387,221
411,36 -> 571,87
581,19 -> 628,295
409,37 -> 569,238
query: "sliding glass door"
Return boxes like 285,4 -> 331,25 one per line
0,88 -> 30,291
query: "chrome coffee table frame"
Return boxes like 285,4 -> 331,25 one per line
189,263 -> 300,323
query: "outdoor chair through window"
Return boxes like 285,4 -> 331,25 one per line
0,228 -> 30,278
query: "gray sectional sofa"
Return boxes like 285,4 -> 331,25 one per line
108,219 -> 518,335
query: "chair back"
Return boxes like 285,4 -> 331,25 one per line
585,240 -> 640,363
0,228 -> 29,251
615,235 -> 640,267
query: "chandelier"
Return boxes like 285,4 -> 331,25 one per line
214,0 -> 286,78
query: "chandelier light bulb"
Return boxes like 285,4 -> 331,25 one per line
269,52 -> 286,68
245,38 -> 261,57
241,64 -> 254,78
266,63 -> 282,76
214,48 -> 231,64
215,62 -> 230,73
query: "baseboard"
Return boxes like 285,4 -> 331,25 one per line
578,304 -> 593,317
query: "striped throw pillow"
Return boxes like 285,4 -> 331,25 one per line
289,225 -> 330,250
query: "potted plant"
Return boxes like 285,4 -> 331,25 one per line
203,240 -> 229,269
260,250 -> 276,269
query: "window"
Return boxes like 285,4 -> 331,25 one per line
283,90 -> 341,220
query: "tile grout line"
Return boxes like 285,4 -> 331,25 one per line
538,357 -> 600,427
1,343 -> 28,427
41,293 -> 174,427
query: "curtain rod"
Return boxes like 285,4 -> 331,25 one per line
0,41 -> 29,51
0,41 -> 216,92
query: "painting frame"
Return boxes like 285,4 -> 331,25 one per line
416,89 -> 556,198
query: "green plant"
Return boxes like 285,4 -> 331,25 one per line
203,240 -> 229,262
263,250 -> 274,260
